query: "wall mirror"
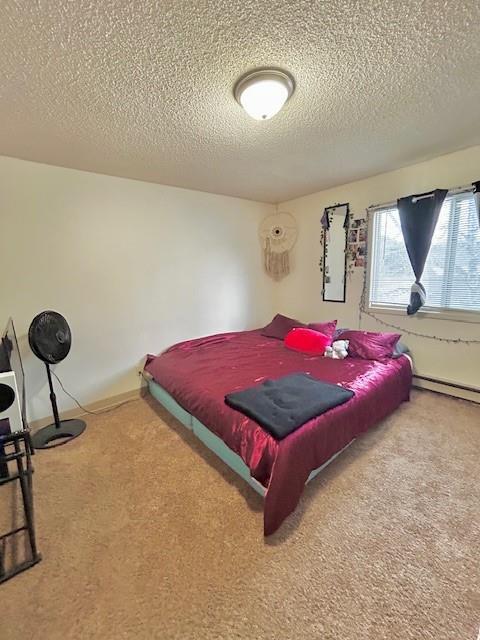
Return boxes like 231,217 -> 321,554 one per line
322,203 -> 349,303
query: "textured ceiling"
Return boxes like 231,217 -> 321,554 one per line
1,1 -> 480,203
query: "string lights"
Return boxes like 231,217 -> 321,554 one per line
358,209 -> 480,345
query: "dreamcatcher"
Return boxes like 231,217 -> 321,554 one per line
259,211 -> 298,280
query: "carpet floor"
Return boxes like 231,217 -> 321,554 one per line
1,389 -> 479,639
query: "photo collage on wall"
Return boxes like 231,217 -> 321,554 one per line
347,218 -> 367,270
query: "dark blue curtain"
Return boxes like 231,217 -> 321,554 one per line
397,189 -> 448,315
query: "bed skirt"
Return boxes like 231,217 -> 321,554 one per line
148,379 -> 352,498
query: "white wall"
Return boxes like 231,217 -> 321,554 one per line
2,147 -> 479,423
0,156 -> 274,422
277,146 -> 480,396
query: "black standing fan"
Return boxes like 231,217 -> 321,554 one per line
28,311 -> 86,449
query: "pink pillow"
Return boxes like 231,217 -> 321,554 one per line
337,330 -> 401,360
284,328 -> 330,355
308,320 -> 337,342
261,314 -> 306,340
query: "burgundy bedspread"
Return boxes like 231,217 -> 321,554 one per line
145,330 -> 412,535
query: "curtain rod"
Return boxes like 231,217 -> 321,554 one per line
367,183 -> 475,211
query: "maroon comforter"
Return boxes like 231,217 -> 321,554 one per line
145,330 -> 412,535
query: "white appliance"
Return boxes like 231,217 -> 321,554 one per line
0,370 -> 23,433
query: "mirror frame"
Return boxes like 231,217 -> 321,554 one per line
322,202 -> 349,303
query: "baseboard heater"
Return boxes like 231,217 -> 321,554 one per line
413,374 -> 480,397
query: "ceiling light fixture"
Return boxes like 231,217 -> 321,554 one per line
234,69 -> 295,121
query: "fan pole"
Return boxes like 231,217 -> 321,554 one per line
31,365 -> 86,450
45,363 -> 61,430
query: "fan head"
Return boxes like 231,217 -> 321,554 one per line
28,311 -> 72,365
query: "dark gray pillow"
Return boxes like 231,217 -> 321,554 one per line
332,327 -> 348,341
392,341 -> 410,358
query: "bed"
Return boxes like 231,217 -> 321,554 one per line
144,329 -> 412,535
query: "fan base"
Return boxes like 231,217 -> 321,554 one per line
32,419 -> 86,450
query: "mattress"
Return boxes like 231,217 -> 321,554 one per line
145,329 -> 412,534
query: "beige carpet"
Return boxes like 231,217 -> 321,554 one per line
1,389 -> 479,640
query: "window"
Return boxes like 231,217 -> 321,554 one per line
369,191 -> 480,315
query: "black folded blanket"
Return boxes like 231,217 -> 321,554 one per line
225,373 -> 354,440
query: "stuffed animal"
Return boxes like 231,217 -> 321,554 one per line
324,339 -> 349,359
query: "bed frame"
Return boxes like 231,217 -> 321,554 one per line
148,379 -> 353,496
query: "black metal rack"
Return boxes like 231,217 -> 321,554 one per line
0,428 -> 41,583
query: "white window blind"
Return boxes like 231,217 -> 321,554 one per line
369,191 -> 480,313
